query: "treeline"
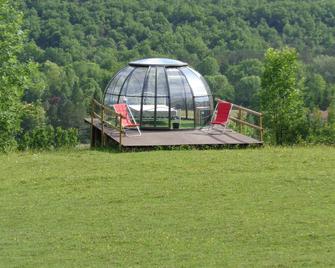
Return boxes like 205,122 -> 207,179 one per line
1,0 -> 335,151
19,0 -> 335,119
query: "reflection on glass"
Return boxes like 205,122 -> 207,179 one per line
180,67 -> 208,97
123,67 -> 147,96
156,67 -> 168,96
105,66 -> 133,96
144,67 -> 156,97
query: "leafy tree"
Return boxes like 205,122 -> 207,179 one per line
312,55 -> 335,84
226,59 -> 264,84
328,97 -> 335,125
20,103 -> 46,132
303,74 -> 326,110
6,0 -> 335,145
260,48 -> 307,145
198,56 -> 220,76
0,0 -> 32,151
235,76 -> 261,109
205,75 -> 234,101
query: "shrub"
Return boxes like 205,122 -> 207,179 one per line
307,124 -> 335,145
18,126 -> 79,150
54,127 -> 79,148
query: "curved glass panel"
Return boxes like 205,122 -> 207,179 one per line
122,67 -> 147,96
143,67 -> 156,97
104,94 -> 119,106
167,68 -> 185,109
156,67 -> 168,96
105,66 -> 133,97
167,68 -> 195,128
180,67 -> 208,97
199,75 -> 212,96
103,59 -> 213,129
180,71 -> 194,120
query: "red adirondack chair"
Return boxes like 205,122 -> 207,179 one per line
113,103 -> 141,136
208,100 -> 233,132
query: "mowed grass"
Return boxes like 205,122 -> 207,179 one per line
0,147 -> 334,267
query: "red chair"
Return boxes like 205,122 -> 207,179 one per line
113,103 -> 141,136
208,100 -> 233,132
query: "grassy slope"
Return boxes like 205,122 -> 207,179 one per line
0,147 -> 334,267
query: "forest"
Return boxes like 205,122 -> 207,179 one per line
1,0 -> 335,150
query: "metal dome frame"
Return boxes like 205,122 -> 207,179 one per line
103,58 -> 213,130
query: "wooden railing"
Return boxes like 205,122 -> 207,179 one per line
91,99 -> 264,148
91,99 -> 125,150
230,104 -> 264,142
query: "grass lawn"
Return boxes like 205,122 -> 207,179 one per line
0,146 -> 334,267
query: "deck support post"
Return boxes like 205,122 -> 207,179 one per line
119,115 -> 122,151
238,108 -> 242,133
101,105 -> 105,147
260,114 -> 264,142
91,100 -> 96,148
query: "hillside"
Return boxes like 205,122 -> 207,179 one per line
0,147 -> 334,267
18,0 -> 335,131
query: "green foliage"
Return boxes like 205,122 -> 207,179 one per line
19,126 -> 78,150
20,103 -> 46,132
205,74 -> 234,101
17,0 -> 335,116
0,0 -> 25,151
226,59 -> 264,84
0,147 -> 335,266
307,101 -> 335,144
54,127 -> 78,148
1,0 -> 335,146
197,56 -> 219,76
235,76 -> 261,109
308,124 -> 335,145
260,48 -> 307,144
303,74 -> 327,109
328,98 -> 335,125
312,55 -> 335,84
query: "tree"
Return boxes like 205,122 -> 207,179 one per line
226,59 -> 264,84
205,75 -> 234,101
235,76 -> 261,109
303,74 -> 326,110
197,56 -> 219,76
13,0 -> 335,141
260,48 -> 307,144
328,97 -> 335,125
20,103 -> 46,132
0,0 -> 30,151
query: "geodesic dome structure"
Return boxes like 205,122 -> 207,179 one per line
103,58 -> 213,129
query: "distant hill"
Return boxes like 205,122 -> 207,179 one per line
18,0 -> 335,130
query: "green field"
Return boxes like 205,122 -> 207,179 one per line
0,147 -> 334,267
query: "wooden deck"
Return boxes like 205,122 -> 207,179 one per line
85,118 -> 263,148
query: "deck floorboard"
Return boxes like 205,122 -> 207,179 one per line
85,118 -> 263,147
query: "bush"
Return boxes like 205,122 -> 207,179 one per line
307,124 -> 335,145
18,126 -> 79,150
54,127 -> 79,148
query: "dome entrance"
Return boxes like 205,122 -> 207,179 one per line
104,58 -> 213,129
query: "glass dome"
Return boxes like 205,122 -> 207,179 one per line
104,58 -> 213,129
